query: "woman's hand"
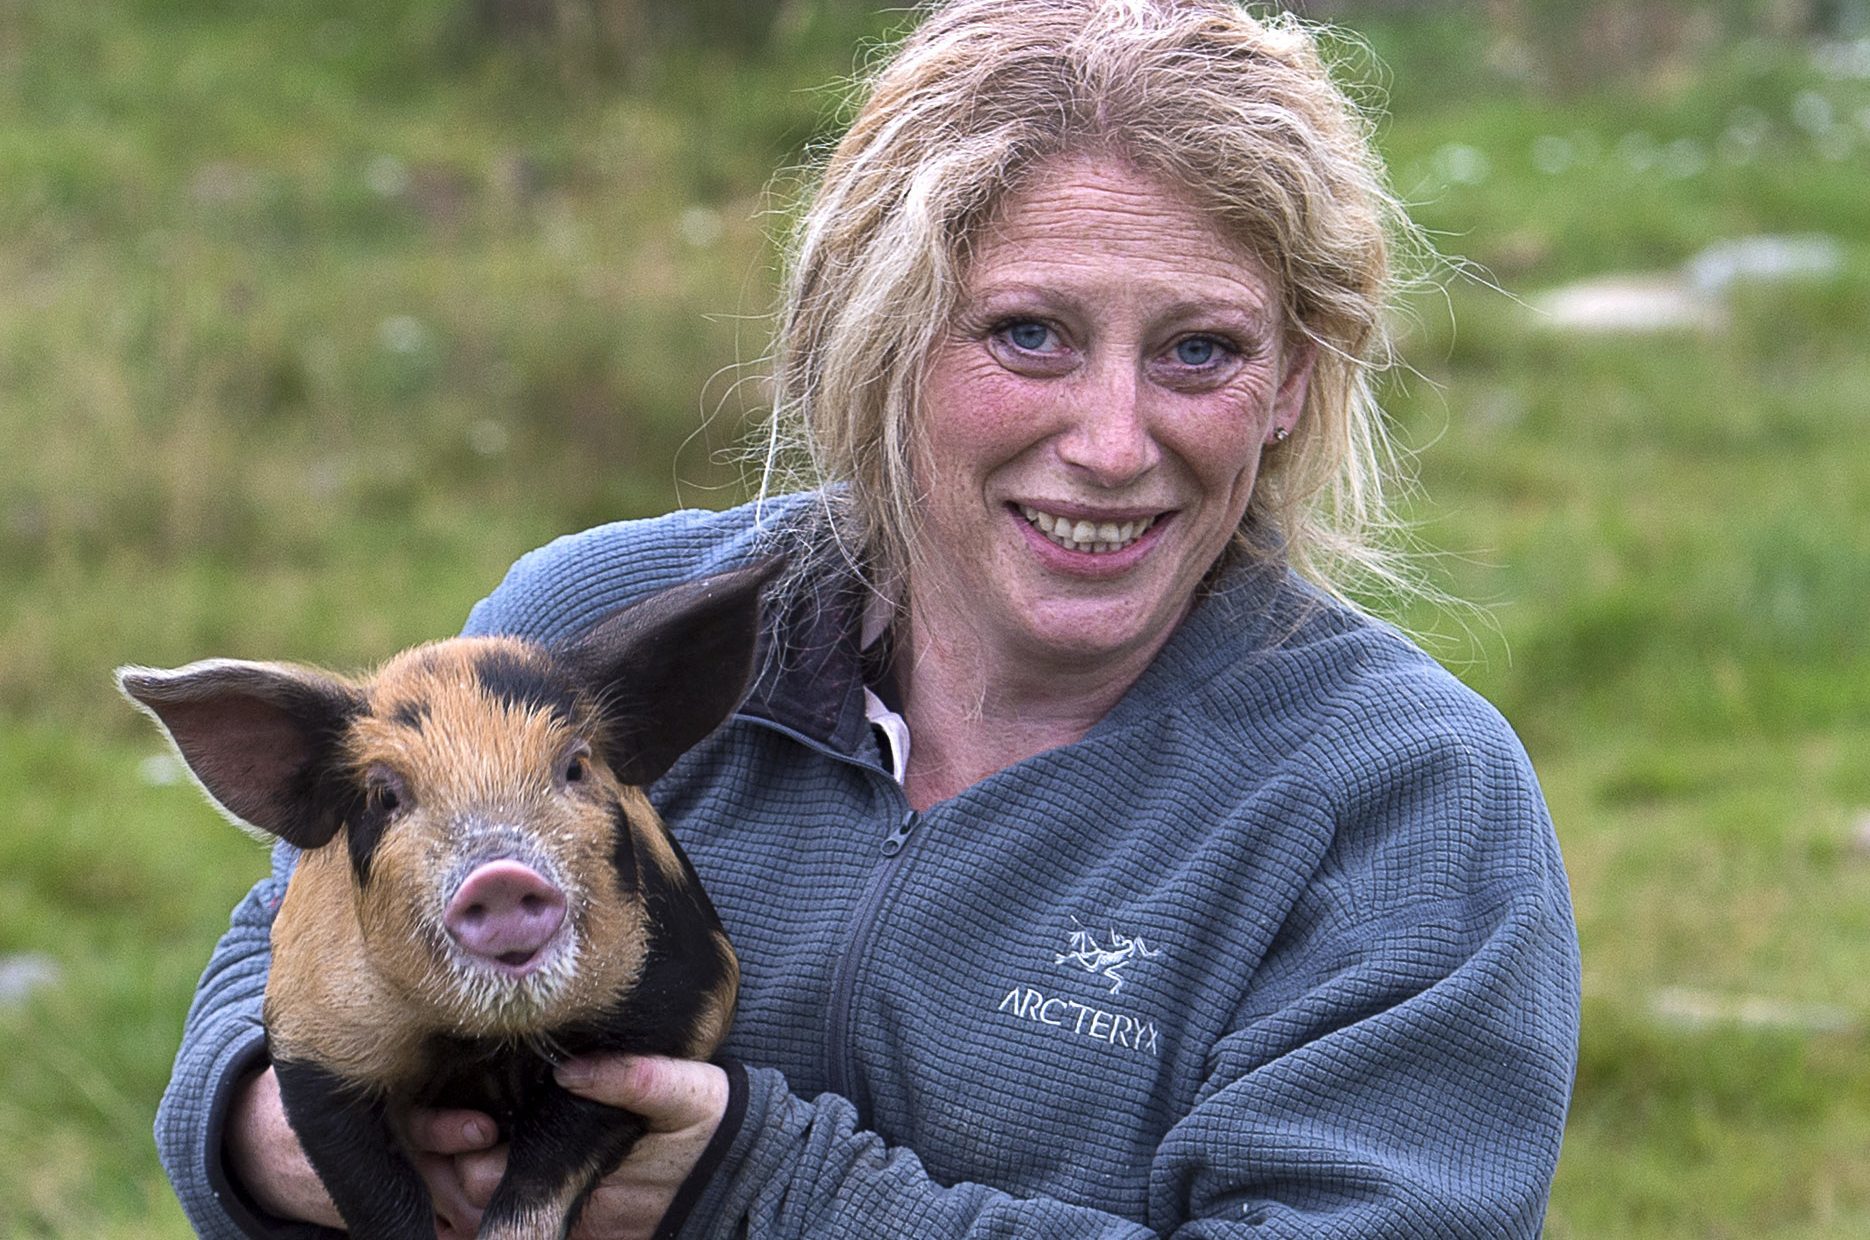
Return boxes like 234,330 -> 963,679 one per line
561,1055 -> 731,1239
231,1064 -> 494,1235
225,1065 -> 344,1228
408,1055 -> 729,1240
403,1107 -> 502,1239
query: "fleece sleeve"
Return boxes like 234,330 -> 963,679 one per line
675,1066 -> 1154,1238
1149,689 -> 1579,1234
154,845 -> 330,1240
671,727 -> 1579,1238
1153,885 -> 1577,1234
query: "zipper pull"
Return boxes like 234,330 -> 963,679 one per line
881,811 -> 919,857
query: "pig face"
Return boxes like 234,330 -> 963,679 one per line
334,637 -> 660,1037
120,561 -> 776,1049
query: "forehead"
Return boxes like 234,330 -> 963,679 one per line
357,639 -> 584,753
965,155 -> 1278,317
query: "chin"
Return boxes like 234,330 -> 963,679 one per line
1015,603 -> 1168,668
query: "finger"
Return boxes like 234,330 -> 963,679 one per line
409,1150 -> 482,1236
405,1107 -> 499,1156
457,1146 -> 508,1209
554,1055 -> 727,1132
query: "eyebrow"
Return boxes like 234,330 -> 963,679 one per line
1160,298 -> 1278,331
965,281 -> 1279,332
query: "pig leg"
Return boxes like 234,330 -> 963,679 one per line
477,1083 -> 647,1240
274,1058 -> 434,1240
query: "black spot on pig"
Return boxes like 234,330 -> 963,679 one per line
608,803 -> 639,896
272,1058 -> 432,1235
473,647 -> 579,724
344,781 -> 396,886
390,698 -> 429,733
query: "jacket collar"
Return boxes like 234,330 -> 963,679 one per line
739,548 -> 877,756
738,522 -> 1305,756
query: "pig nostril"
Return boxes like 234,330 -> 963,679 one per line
445,860 -> 566,971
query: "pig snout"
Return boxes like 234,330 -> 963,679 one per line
444,860 -> 567,970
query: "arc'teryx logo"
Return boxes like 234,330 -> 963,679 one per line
995,918 -> 1169,1056
1053,917 -> 1163,995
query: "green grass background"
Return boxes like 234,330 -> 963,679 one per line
3,1 -> 1867,1234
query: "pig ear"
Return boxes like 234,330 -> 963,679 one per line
558,557 -> 784,786
116,660 -> 365,849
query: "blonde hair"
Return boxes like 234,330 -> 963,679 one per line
762,0 -> 1425,605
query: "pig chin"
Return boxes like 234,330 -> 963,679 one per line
432,927 -> 584,1038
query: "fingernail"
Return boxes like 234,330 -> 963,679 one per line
462,1117 -> 492,1145
554,1059 -> 591,1087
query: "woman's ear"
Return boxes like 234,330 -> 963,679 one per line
1267,336 -> 1316,444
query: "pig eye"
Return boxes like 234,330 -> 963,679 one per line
557,744 -> 591,788
362,781 -> 407,819
365,767 -> 410,817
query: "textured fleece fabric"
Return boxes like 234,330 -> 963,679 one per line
155,495 -> 1580,1238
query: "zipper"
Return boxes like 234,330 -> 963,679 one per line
738,716 -> 921,1117
822,805 -> 919,1116
880,811 -> 919,857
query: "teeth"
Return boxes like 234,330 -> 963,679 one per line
1018,505 -> 1156,554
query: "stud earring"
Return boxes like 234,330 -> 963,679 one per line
1271,425 -> 1290,443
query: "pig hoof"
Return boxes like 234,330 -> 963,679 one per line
476,1203 -> 567,1240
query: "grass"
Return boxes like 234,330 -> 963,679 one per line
3,0 -> 1867,1234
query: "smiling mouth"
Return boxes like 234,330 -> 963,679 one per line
1018,504 -> 1159,554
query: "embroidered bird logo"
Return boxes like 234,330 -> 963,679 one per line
1055,919 -> 1163,995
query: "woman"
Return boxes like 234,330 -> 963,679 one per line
159,1 -> 1580,1236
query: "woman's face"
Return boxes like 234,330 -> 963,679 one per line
909,155 -> 1313,679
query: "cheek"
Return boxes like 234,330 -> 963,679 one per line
1165,385 -> 1276,492
1181,364 -> 1286,465
1186,412 -> 1264,492
919,345 -> 1050,480
353,823 -> 448,976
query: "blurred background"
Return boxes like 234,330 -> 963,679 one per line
2,0 -> 1866,1234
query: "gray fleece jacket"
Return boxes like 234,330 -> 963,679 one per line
156,495 -> 1580,1237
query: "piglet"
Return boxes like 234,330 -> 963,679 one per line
120,560 -> 778,1240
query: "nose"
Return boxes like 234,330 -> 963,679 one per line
1054,365 -> 1159,488
445,860 -> 567,970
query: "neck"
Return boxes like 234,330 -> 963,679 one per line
892,600 -> 1171,812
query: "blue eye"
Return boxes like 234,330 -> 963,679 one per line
1005,321 -> 1052,351
1174,336 -> 1221,366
